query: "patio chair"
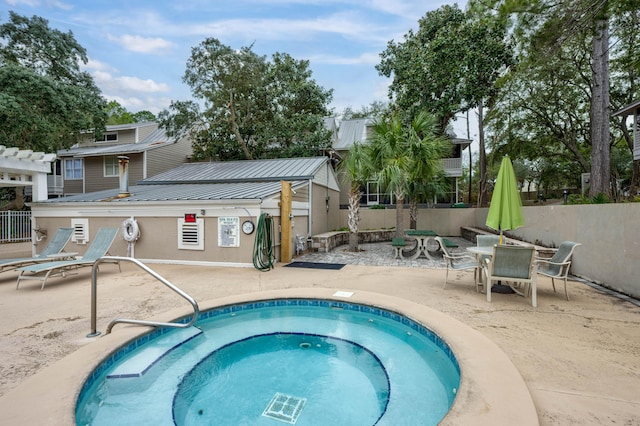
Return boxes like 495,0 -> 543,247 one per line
436,237 -> 481,292
0,227 -> 74,274
16,228 -> 120,290
483,245 -> 538,307
536,241 -> 581,301
476,235 -> 501,259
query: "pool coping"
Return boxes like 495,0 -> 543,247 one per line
0,288 -> 539,425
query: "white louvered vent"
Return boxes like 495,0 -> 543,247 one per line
71,218 -> 89,245
178,218 -> 204,250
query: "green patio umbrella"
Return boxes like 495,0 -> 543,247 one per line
486,156 -> 524,244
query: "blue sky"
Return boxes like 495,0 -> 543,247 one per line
2,0 -> 471,135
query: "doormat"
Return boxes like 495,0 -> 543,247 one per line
284,261 -> 345,270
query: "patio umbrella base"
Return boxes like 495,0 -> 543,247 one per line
491,284 -> 516,294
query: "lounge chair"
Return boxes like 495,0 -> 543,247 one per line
0,227 -> 74,274
483,245 -> 538,307
436,236 -> 481,292
16,228 -> 119,290
536,241 -> 581,301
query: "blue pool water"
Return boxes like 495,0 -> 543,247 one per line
76,299 -> 460,425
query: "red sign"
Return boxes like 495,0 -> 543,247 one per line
184,213 -> 197,223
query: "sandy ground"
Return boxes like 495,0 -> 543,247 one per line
0,244 -> 639,425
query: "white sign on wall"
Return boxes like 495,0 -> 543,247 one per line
218,217 -> 239,247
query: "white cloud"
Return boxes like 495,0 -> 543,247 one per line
187,12 -> 391,45
117,76 -> 170,93
108,34 -> 175,54
103,94 -> 173,115
84,58 -> 117,73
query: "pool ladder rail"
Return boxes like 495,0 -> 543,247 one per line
87,256 -> 200,337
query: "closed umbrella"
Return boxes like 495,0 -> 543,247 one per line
485,156 -> 524,294
486,156 -> 524,242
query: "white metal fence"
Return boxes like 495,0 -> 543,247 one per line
0,211 -> 32,243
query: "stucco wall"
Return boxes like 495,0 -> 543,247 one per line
340,207 -> 476,236
341,204 -> 640,299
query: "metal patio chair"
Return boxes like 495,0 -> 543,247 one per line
536,241 -> 581,301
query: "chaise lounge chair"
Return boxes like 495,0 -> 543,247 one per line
0,227 -> 74,274
483,244 -> 538,307
536,241 -> 581,301
16,228 -> 119,290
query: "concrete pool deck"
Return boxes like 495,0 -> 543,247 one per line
0,240 -> 638,425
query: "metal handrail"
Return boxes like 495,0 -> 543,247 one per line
87,256 -> 200,337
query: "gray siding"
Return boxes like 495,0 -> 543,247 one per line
146,136 -> 193,178
136,123 -> 156,142
83,154 -> 145,193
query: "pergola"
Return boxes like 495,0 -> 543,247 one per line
0,146 -> 56,202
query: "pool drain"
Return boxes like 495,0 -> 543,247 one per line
262,392 -> 306,424
299,342 -> 311,349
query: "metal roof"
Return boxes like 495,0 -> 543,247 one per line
335,118 -> 373,151
141,156 -> 329,184
612,99 -> 640,117
35,180 -> 307,204
59,126 -> 173,158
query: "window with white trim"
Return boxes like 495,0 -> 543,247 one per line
95,132 -> 118,143
178,218 -> 204,250
64,158 -> 84,180
104,156 -> 118,177
71,218 -> 89,245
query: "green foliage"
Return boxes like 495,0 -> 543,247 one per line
160,38 -> 333,161
567,193 -> 613,204
368,204 -> 386,209
590,193 -> 611,204
341,101 -> 389,120
0,12 -> 106,151
367,111 -> 449,236
376,4 -> 514,131
105,100 -> 156,124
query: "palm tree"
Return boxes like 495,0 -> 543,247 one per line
406,113 -> 450,228
339,141 -> 373,252
369,111 -> 448,239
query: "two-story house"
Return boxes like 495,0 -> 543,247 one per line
54,122 -> 193,196
332,118 -> 471,207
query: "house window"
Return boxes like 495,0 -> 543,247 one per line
104,156 -> 119,177
64,158 -> 84,180
178,218 -> 204,250
96,132 -> 118,143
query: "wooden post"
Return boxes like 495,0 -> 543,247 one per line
280,180 -> 292,263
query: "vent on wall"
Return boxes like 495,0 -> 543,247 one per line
178,218 -> 204,250
71,218 -> 89,245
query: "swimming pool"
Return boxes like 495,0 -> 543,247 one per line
76,298 -> 460,425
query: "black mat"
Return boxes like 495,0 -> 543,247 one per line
285,261 -> 345,270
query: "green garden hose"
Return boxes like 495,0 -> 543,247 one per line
253,213 -> 275,271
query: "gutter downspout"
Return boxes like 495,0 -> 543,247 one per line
118,156 -> 130,198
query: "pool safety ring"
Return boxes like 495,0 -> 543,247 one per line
122,218 -> 140,242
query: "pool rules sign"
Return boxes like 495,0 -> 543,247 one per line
218,217 -> 240,247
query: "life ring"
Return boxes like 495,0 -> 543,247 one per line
122,218 -> 140,242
